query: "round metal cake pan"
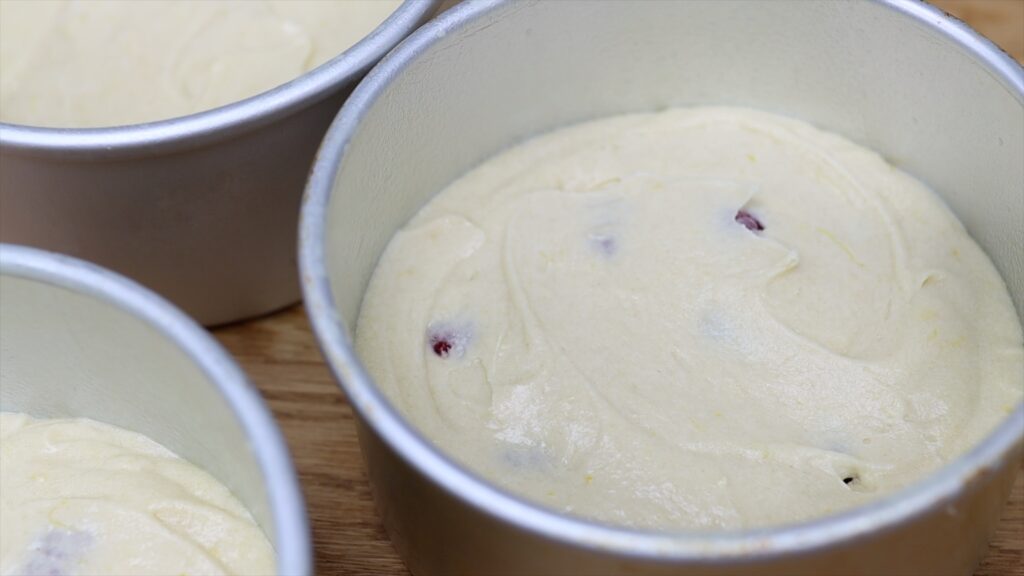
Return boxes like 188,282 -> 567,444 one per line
0,0 -> 440,327
0,242 -> 312,575
301,0 -> 1024,574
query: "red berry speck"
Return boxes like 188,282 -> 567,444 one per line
735,210 -> 764,232
427,321 -> 473,359
431,335 -> 453,358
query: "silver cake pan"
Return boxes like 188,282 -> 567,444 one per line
301,0 -> 1024,574
0,243 -> 311,575
0,0 -> 439,327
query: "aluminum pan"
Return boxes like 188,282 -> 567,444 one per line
0,0 -> 441,158
0,243 -> 312,575
300,0 -> 1024,568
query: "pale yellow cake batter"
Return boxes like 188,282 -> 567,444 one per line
0,0 -> 401,127
356,107 -> 1024,530
0,413 -> 275,575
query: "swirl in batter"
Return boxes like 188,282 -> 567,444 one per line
356,107 -> 1024,530
0,413 -> 274,575
0,0 -> 401,127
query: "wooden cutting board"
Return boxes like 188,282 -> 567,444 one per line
213,1 -> 1024,574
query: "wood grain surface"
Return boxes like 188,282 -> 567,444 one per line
214,1 -> 1024,574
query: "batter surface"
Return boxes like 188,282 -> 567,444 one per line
0,413 -> 274,575
0,0 -> 401,127
356,107 -> 1024,530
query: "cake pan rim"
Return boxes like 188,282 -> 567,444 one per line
0,0 -> 441,159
